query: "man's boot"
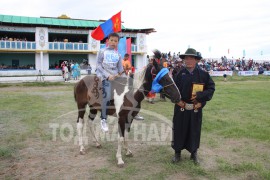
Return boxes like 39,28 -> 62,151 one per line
190,151 -> 199,165
172,151 -> 181,163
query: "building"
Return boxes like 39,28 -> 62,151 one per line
0,14 -> 155,77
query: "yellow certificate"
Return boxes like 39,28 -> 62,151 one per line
192,83 -> 204,96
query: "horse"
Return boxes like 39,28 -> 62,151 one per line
73,58 -> 181,167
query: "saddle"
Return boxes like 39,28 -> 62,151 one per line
84,75 -> 129,103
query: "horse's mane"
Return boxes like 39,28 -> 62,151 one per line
133,67 -> 147,90
133,60 -> 160,91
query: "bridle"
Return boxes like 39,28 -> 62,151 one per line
159,78 -> 177,98
162,81 -> 176,88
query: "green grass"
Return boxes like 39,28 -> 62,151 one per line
203,80 -> 270,141
217,158 -> 259,173
216,158 -> 270,179
0,76 -> 270,179
0,147 -> 14,159
212,74 -> 270,81
0,81 -> 74,88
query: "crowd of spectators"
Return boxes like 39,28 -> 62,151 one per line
1,36 -> 28,41
1,36 -> 85,43
49,59 -> 89,70
148,52 -> 270,103
0,59 -> 89,70
58,59 -> 92,82
52,38 -> 84,43
0,64 -> 35,70
159,52 -> 270,74
198,56 -> 270,74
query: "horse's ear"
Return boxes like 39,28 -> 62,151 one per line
152,49 -> 162,71
153,49 -> 162,59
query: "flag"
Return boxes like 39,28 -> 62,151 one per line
228,49 -> 230,54
118,37 -> 132,62
91,11 -> 121,40
243,49 -> 246,57
118,37 -> 126,59
126,38 -> 131,62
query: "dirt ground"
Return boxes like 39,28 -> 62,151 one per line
2,135 -> 268,179
0,85 -> 269,179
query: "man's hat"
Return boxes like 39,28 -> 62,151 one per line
180,48 -> 202,60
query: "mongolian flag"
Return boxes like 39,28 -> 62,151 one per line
91,11 -> 121,40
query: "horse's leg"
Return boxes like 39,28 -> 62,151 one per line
77,103 -> 86,155
116,118 -> 125,167
88,107 -> 101,148
123,112 -> 134,157
124,129 -> 133,157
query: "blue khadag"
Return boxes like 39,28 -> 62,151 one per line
151,68 -> 169,93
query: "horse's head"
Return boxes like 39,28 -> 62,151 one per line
144,50 -> 181,103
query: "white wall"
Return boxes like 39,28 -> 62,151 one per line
35,53 -> 41,71
88,54 -> 97,72
35,27 -> 49,50
42,53 -> 49,70
35,52 -> 49,71
135,54 -> 148,71
88,30 -> 100,52
136,33 -> 147,53
134,33 -> 148,70
34,27 -> 50,72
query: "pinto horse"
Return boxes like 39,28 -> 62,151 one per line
74,58 -> 181,167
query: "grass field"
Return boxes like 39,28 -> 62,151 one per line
0,75 -> 269,179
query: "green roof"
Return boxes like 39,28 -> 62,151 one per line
0,14 -> 126,29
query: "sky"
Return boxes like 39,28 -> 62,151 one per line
1,0 -> 270,60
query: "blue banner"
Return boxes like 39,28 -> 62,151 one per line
118,37 -> 126,59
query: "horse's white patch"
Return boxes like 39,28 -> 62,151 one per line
77,118 -> 84,152
113,81 -> 129,118
116,136 -> 124,166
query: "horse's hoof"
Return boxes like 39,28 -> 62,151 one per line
117,163 -> 124,168
96,144 -> 102,148
126,153 -> 133,157
80,150 -> 85,155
